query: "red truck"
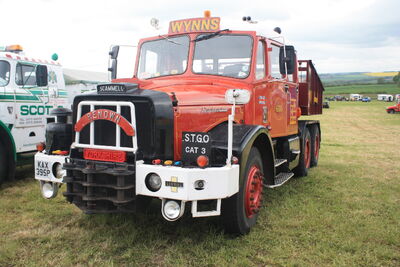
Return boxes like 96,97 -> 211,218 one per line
34,13 -> 324,234
386,100 -> 400,114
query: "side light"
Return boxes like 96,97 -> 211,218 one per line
152,159 -> 162,165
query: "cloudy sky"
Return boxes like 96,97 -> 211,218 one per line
0,0 -> 398,74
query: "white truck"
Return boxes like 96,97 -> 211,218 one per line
350,94 -> 362,101
0,45 -> 69,183
377,94 -> 393,102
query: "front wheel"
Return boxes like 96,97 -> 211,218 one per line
294,128 -> 311,177
388,109 -> 395,114
222,147 -> 264,235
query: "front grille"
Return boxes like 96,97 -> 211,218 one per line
63,158 -> 136,213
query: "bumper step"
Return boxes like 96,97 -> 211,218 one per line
274,158 -> 287,167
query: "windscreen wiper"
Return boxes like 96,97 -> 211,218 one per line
159,34 -> 183,45
193,29 -> 230,42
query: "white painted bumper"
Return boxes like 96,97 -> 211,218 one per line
135,161 -> 240,201
34,152 -> 67,184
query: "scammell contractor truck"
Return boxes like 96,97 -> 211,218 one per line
34,12 -> 324,234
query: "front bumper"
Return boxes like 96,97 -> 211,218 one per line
34,152 -> 67,184
135,161 -> 239,201
34,154 -> 240,218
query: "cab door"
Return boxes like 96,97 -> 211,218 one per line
253,39 -> 270,127
265,42 -> 290,138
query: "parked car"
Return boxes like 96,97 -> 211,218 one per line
334,95 -> 345,101
323,101 -> 330,108
362,97 -> 371,102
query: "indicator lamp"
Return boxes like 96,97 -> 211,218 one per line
51,53 -> 59,61
196,155 -> 209,168
36,142 -> 45,152
232,156 -> 239,164
164,160 -> 173,166
204,10 -> 211,18
173,161 -> 182,166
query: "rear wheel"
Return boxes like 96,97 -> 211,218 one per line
310,125 -> 320,167
0,140 -> 7,184
222,147 -> 264,235
294,128 -> 311,177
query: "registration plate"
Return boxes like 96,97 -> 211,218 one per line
35,160 -> 51,178
182,132 -> 211,166
83,148 -> 127,163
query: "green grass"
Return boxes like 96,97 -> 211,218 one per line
1,101 -> 400,266
325,83 -> 399,96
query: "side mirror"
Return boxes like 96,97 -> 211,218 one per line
108,59 -> 117,80
36,65 -> 48,87
109,45 -> 120,60
279,45 -> 296,75
225,89 -> 250,104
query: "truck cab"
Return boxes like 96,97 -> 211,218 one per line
0,45 -> 68,183
35,13 -> 324,234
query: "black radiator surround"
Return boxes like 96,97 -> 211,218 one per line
71,88 -> 174,163
65,87 -> 174,213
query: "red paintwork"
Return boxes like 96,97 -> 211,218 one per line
75,109 -> 135,136
114,28 -> 317,161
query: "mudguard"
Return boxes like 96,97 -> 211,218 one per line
0,121 -> 16,180
209,123 -> 275,185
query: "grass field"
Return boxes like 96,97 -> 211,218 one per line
1,101 -> 400,266
324,83 -> 400,96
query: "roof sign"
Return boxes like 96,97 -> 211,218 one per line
168,17 -> 220,34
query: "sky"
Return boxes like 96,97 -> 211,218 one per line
0,0 -> 399,74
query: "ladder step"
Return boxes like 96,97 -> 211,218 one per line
265,172 -> 294,188
274,158 -> 287,167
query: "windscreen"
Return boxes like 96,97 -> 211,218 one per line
137,35 -> 189,79
193,35 -> 253,78
0,60 -> 10,86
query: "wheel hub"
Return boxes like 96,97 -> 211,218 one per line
245,165 -> 264,218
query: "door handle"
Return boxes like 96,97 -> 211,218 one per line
284,84 -> 289,92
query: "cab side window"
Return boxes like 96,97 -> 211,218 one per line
269,44 -> 281,79
15,63 -> 36,86
0,60 -> 10,86
255,41 -> 265,80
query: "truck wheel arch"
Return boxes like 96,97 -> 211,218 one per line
0,121 -> 16,181
209,123 -> 275,185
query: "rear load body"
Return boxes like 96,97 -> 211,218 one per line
35,15 -> 324,234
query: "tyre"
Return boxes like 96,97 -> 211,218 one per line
222,147 -> 264,235
309,125 -> 320,167
294,128 -> 311,177
388,109 -> 395,114
0,139 -> 7,184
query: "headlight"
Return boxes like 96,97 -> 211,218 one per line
52,163 -> 65,179
163,200 -> 181,220
145,173 -> 162,192
40,181 -> 59,199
